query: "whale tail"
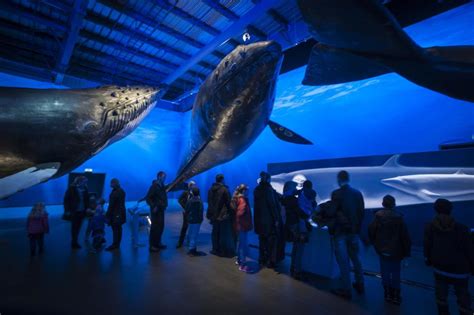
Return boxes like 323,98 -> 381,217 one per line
298,0 -> 474,102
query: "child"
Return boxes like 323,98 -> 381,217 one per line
233,184 -> 253,272
424,198 -> 473,315
27,202 -> 49,256
368,195 -> 411,305
185,187 -> 204,256
89,198 -> 107,251
85,197 -> 97,242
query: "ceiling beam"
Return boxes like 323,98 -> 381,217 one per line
97,0 -> 204,49
267,9 -> 289,31
162,0 -> 285,85
54,0 -> 88,84
202,0 -> 239,21
84,10 -> 191,60
152,0 -> 220,36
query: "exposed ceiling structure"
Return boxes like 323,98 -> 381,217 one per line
0,0 -> 469,109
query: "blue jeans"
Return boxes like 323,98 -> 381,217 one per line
187,223 -> 201,250
380,256 -> 401,289
237,231 -> 249,264
333,234 -> 364,291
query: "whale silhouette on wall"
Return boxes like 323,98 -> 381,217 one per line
270,155 -> 474,209
168,41 -> 312,190
296,0 -> 474,103
0,85 -> 166,199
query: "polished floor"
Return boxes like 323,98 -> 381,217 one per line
0,201 -> 470,315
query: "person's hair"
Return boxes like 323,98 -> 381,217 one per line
337,170 -> 349,183
29,202 -> 46,217
235,184 -> 248,194
303,180 -> 313,190
111,178 -> 120,185
434,198 -> 452,215
157,171 -> 166,177
216,174 -> 225,183
260,171 -> 271,183
188,181 -> 196,189
73,176 -> 87,186
191,187 -> 200,197
283,181 -> 297,196
382,195 -> 396,209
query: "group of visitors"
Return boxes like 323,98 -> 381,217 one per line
27,169 -> 472,315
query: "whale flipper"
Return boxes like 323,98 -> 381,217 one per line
0,163 -> 60,199
268,120 -> 313,145
297,0 -> 474,102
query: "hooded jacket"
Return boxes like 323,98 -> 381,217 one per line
424,214 -> 474,276
368,209 -> 411,260
206,183 -> 231,221
253,182 -> 282,236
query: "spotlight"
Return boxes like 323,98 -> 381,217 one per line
84,168 -> 93,173
242,32 -> 251,42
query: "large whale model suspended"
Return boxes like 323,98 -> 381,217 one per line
168,41 -> 312,190
0,85 -> 166,199
296,0 -> 474,103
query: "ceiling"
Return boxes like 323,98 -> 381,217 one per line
0,0 -> 468,106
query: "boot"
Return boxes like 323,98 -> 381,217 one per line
383,286 -> 391,302
391,288 -> 401,305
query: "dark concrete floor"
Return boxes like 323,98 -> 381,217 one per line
0,201 -> 470,315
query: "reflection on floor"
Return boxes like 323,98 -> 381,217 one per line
0,200 -> 471,315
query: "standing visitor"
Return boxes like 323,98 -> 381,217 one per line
105,178 -> 126,251
330,170 -> 365,299
185,187 -> 204,256
298,180 -> 317,217
282,181 -> 307,279
424,198 -> 473,315
254,171 -> 285,269
27,202 -> 49,257
63,176 -> 90,249
146,171 -> 168,252
90,198 -> 107,252
207,174 -> 235,257
368,195 -> 411,305
177,181 -> 196,248
233,184 -> 253,271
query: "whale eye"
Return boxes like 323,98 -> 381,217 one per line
111,92 -> 118,97
99,102 -> 105,107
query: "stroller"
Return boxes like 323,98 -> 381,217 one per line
128,201 -> 151,248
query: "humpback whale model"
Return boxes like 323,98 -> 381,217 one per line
296,0 -> 474,102
0,85 -> 166,199
168,41 -> 312,190
270,155 -> 474,209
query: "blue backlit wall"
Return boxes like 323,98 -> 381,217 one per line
0,3 -> 473,207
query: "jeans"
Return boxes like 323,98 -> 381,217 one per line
71,212 -> 85,245
111,224 -> 122,247
178,212 -> 189,246
237,231 -> 249,264
333,234 -> 364,291
434,273 -> 472,315
149,209 -> 165,248
29,233 -> 44,255
380,256 -> 401,289
187,223 -> 201,250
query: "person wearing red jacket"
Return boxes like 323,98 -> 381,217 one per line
233,184 -> 253,272
27,202 -> 49,257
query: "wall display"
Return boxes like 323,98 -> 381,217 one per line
297,0 -> 474,102
0,85 -> 166,199
269,149 -> 474,209
168,41 -> 312,190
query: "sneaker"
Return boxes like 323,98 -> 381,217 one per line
235,260 -> 241,266
239,265 -> 249,272
149,246 -> 160,252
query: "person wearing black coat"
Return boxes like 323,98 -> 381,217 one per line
176,181 -> 196,249
254,171 -> 285,269
146,171 -> 168,252
105,178 -> 126,251
330,170 -> 365,299
207,174 -> 235,257
63,176 -> 90,249
368,195 -> 411,305
424,198 -> 473,315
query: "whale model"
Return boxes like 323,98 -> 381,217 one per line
168,41 -> 312,190
270,155 -> 474,209
296,0 -> 474,102
0,85 -> 166,199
